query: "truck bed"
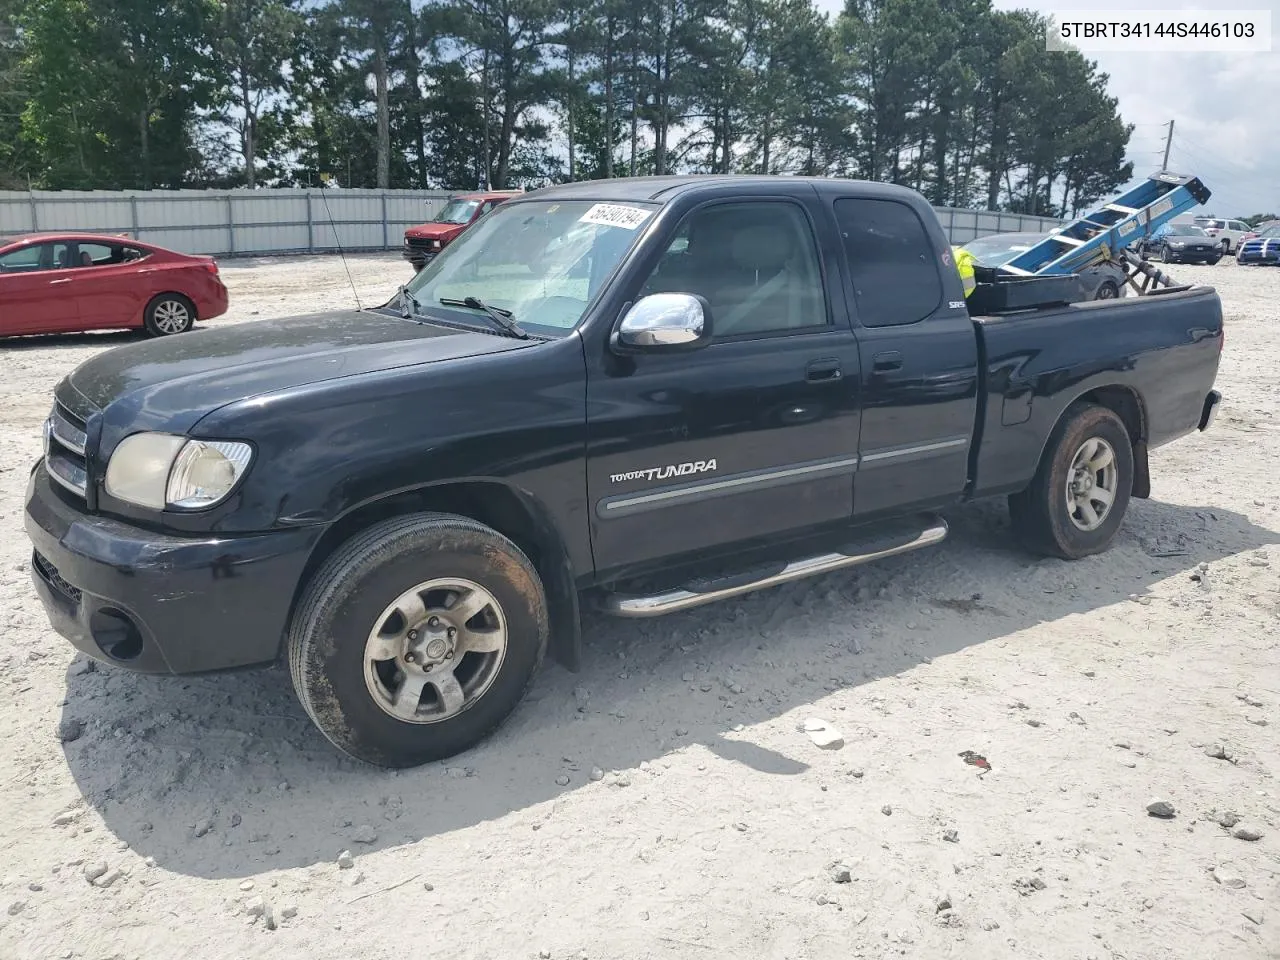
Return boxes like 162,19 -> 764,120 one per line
968,284 -> 1224,499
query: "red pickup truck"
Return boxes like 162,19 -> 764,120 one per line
402,190 -> 521,270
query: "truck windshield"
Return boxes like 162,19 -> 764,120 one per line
433,199 -> 481,224
404,198 -> 657,336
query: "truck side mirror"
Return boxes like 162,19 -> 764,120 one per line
611,293 -> 713,354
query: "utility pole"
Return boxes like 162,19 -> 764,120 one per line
1161,119 -> 1175,171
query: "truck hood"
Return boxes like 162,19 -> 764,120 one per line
57,308 -> 533,432
406,222 -> 465,240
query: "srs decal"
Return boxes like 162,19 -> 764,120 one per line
610,459 -> 717,484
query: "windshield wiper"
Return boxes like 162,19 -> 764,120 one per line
439,296 -> 531,339
396,284 -> 424,319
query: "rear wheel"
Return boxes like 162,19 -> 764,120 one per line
288,513 -> 549,767
143,294 -> 195,336
1008,403 -> 1134,560
1095,281 -> 1118,300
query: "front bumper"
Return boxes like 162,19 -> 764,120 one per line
402,240 -> 440,267
1237,246 -> 1280,265
23,462 -> 324,674
1164,247 -> 1219,262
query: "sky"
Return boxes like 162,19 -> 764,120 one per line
813,0 -> 1279,218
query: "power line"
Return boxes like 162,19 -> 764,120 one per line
1169,145 -> 1276,214
1173,132 -> 1265,179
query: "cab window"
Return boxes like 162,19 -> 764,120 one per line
834,197 -> 943,327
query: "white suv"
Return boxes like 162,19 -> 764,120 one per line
1193,217 -> 1251,254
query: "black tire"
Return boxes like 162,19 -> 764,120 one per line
288,512 -> 549,768
1095,281 -> 1118,300
1158,246 -> 1173,264
143,293 -> 196,336
1208,257 -> 1222,266
1007,403 -> 1134,560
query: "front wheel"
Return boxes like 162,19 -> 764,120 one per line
1008,403 -> 1134,560
1095,281 -> 1119,300
1158,246 -> 1173,264
143,294 -> 195,336
288,513 -> 549,767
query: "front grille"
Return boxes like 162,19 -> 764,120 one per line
33,550 -> 82,603
44,402 -> 89,500
404,237 -> 439,254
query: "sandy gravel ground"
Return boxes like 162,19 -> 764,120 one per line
1,253 -> 1278,960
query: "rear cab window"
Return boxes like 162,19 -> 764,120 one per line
833,198 -> 944,327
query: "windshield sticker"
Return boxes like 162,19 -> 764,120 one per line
579,203 -> 652,230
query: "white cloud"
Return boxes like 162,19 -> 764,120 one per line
813,0 -> 1279,217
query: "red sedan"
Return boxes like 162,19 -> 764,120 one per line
0,232 -> 229,338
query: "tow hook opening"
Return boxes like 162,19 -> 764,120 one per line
90,608 -> 144,662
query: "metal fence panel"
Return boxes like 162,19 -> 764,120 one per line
0,189 -> 1064,257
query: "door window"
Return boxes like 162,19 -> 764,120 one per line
834,198 -> 943,327
0,244 -> 46,273
639,200 -> 828,339
75,242 -> 125,267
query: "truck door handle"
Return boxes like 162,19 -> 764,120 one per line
805,358 -> 842,382
873,351 -> 904,372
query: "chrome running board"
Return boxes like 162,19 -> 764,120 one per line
603,514 -> 948,618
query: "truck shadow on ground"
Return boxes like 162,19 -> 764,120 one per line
55,495 -> 1277,880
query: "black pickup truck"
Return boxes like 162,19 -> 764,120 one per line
24,175 -> 1224,767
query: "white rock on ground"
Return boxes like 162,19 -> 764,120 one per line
0,257 -> 1277,960
802,717 -> 845,750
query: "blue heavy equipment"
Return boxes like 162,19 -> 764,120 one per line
996,171 -> 1212,278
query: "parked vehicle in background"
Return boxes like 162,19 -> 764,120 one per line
1193,216 -> 1251,254
402,191 -> 521,270
24,175 -> 1224,768
1134,224 -> 1223,264
1236,224 -> 1280,265
961,232 -> 1128,299
0,233 -> 228,339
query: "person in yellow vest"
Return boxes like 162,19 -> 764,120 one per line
952,245 -> 977,298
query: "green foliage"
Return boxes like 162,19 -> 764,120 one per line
214,0 -> 305,186
19,0 -> 218,189
2,0 -> 1135,213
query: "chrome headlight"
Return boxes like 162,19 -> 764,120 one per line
1169,241 -> 1185,248
104,433 -> 253,510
